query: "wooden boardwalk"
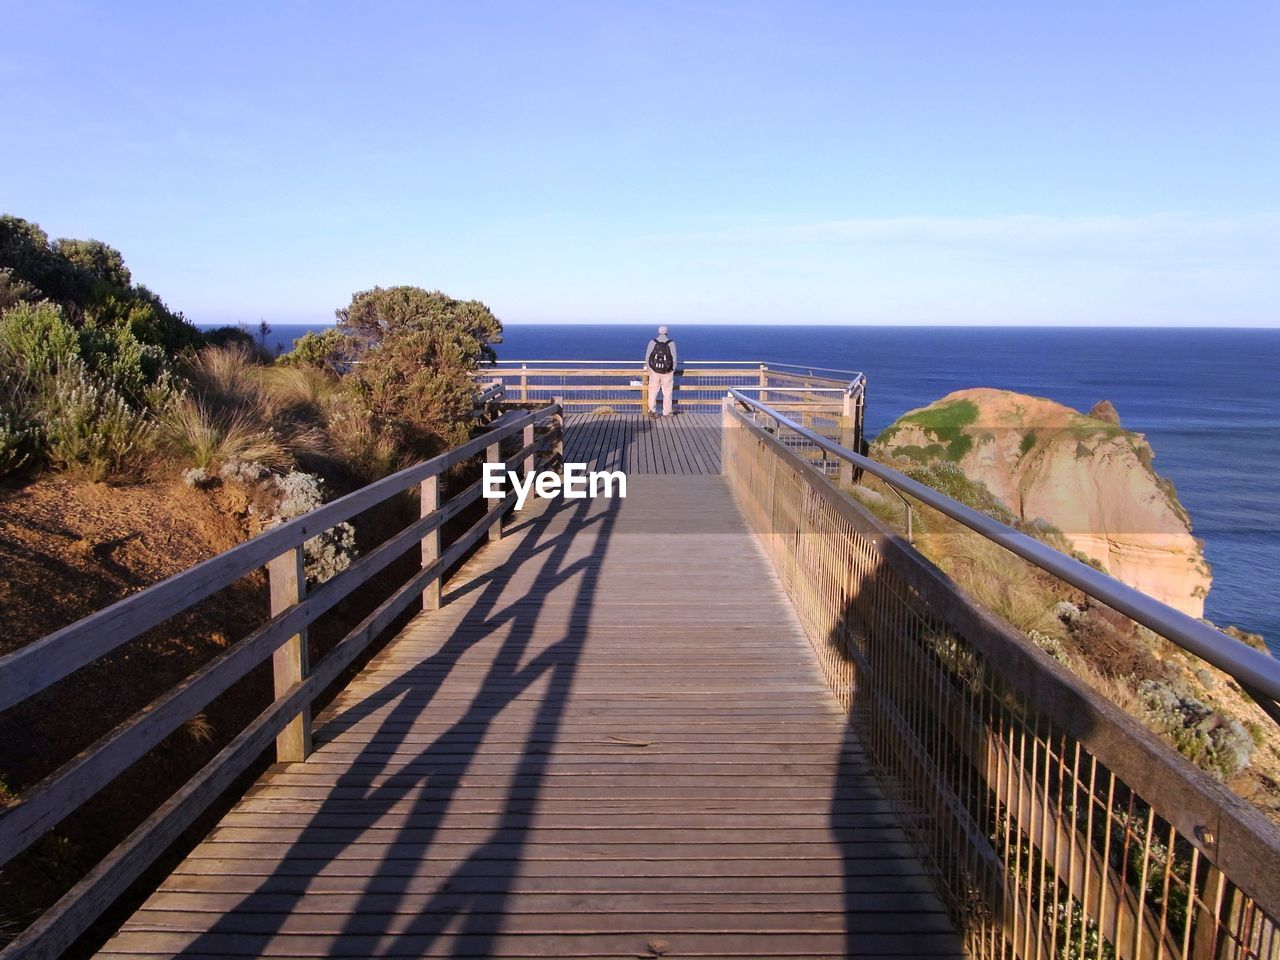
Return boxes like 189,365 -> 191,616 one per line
562,413 -> 721,474
97,475 -> 959,958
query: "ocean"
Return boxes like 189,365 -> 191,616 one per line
235,323 -> 1280,652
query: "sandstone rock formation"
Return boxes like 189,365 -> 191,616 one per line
876,388 -> 1211,617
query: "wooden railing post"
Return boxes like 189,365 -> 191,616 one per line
520,422 -> 535,510
721,394 -> 733,476
520,364 -> 528,403
640,372 -> 649,414
268,546 -> 311,762
420,474 -> 441,610
838,389 -> 855,488
759,364 -> 768,405
552,398 -> 564,468
487,438 -> 503,541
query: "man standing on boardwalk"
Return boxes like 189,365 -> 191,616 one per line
644,325 -> 678,416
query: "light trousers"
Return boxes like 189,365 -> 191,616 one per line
648,372 -> 674,415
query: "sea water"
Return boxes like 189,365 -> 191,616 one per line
227,322 -> 1280,652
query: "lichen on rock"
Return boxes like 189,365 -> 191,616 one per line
216,459 -> 357,584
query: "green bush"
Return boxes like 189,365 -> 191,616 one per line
0,300 -> 79,377
278,328 -> 355,373
335,286 -> 502,454
0,410 -> 30,476
0,301 -> 168,480
40,365 -> 156,481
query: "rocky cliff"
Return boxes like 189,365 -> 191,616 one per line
876,388 -> 1211,617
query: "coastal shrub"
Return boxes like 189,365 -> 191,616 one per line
1140,679 -> 1255,781
253,470 -> 356,583
39,365 -> 156,481
278,328 -> 355,374
0,266 -> 39,310
0,411 -> 30,476
336,286 -> 502,454
1,215 -> 199,355
903,461 -> 1016,525
0,301 -> 168,480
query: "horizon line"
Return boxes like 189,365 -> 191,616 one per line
195,321 -> 1280,330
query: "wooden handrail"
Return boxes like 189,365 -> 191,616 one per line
0,397 -> 563,960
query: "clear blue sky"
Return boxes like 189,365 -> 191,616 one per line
3,1 -> 1278,326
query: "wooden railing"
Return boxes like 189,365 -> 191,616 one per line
0,396 -> 563,960
721,395 -> 1280,960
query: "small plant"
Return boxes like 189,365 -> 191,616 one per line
183,712 -> 215,744
1140,678 -> 1256,781
255,471 -> 357,583
0,409 -> 31,476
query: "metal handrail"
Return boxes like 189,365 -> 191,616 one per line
727,388 -> 1280,715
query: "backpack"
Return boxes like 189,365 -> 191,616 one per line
648,339 -> 674,374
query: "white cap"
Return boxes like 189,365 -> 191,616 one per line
658,325 -> 668,335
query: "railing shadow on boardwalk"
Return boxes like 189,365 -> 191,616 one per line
174,492 -> 621,959
823,545 -> 1104,959
823,549 -> 969,959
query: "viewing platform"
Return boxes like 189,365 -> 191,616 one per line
2,363 -> 1278,960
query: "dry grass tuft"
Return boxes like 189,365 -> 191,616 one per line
160,398 -> 291,471
922,530 -> 1068,641
188,345 -> 267,416
183,712 -> 215,744
260,364 -> 338,416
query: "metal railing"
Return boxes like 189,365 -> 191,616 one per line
477,359 -> 867,476
722,391 -> 1280,960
